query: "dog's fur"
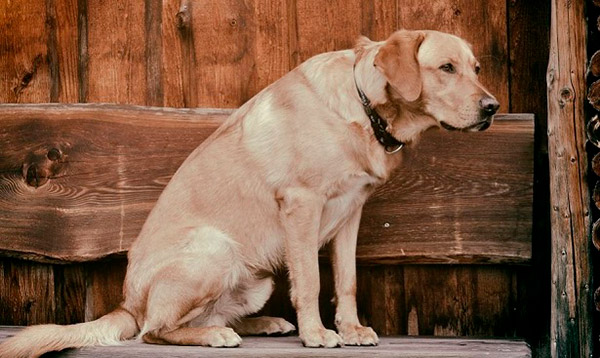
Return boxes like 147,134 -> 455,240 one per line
0,29 -> 498,357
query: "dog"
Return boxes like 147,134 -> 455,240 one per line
0,29 -> 498,357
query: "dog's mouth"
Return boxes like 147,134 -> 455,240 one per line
440,118 -> 493,132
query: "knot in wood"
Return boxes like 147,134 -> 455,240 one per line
23,146 -> 66,188
558,87 -> 573,108
560,87 -> 573,100
47,148 -> 62,161
25,164 -> 50,188
546,68 -> 555,88
176,6 -> 191,30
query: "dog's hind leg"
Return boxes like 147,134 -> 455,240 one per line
140,273 -> 243,347
140,226 -> 247,347
227,277 -> 296,336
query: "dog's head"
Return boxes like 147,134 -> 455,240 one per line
373,30 -> 499,132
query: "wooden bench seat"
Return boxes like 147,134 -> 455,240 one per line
0,104 -> 534,265
0,326 -> 531,358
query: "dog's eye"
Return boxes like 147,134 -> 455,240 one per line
440,63 -> 455,74
475,65 -> 481,75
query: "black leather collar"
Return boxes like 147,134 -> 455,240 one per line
353,66 -> 404,154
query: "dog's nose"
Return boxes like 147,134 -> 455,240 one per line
479,97 -> 500,115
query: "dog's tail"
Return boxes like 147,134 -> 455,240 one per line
0,307 -> 138,358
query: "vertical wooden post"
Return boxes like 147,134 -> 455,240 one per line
547,0 -> 592,357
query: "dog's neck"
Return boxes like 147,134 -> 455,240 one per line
353,50 -> 437,147
374,100 -> 438,145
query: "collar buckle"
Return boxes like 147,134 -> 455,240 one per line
385,143 -> 404,154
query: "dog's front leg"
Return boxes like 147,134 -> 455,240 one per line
330,207 -> 379,346
279,187 -> 343,348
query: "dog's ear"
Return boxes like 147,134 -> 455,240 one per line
354,35 -> 373,61
374,31 -> 425,102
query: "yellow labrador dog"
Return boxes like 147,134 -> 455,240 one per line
0,29 -> 498,357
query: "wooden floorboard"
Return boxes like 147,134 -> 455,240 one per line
0,326 -> 531,358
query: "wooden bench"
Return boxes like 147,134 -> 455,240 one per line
0,326 -> 531,357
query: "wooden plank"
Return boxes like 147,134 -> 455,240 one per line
49,0 -> 80,103
0,326 -> 532,358
403,266 -> 518,336
0,104 -> 226,262
0,0 -> 51,103
86,0 -> 146,104
84,260 -> 127,321
144,0 -> 164,107
53,264 -> 86,325
546,1 -> 592,358
396,0 -> 509,113
0,259 -> 55,325
355,116 -> 533,264
76,0 -> 88,103
0,104 -> 532,264
355,266 -> 405,336
160,0 -> 195,108
293,0 -> 397,67
161,0 -> 290,108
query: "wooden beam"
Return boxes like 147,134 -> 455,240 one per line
0,104 -> 533,265
546,0 -> 592,357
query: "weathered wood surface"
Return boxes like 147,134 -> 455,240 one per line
0,104 -> 533,264
0,326 -> 531,358
546,0 -> 592,357
0,0 -> 512,109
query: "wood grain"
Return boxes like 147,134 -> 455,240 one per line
84,260 -> 127,321
0,259 -> 55,325
546,0 -> 592,357
0,0 -> 50,103
53,263 -> 86,325
86,0 -> 146,104
161,0 -> 291,108
355,116 -> 533,264
0,104 -> 532,264
293,0 -> 397,67
403,266 -> 519,336
144,0 -> 163,107
0,104 -> 226,262
588,79 -> 600,111
0,326 -> 531,358
49,0 -> 80,103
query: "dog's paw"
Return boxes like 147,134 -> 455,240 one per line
300,327 -> 343,348
203,327 -> 243,347
234,316 -> 296,336
337,324 -> 379,346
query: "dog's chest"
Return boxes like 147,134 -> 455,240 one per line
318,173 -> 379,243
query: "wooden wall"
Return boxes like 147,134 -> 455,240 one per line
0,0 -> 550,353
